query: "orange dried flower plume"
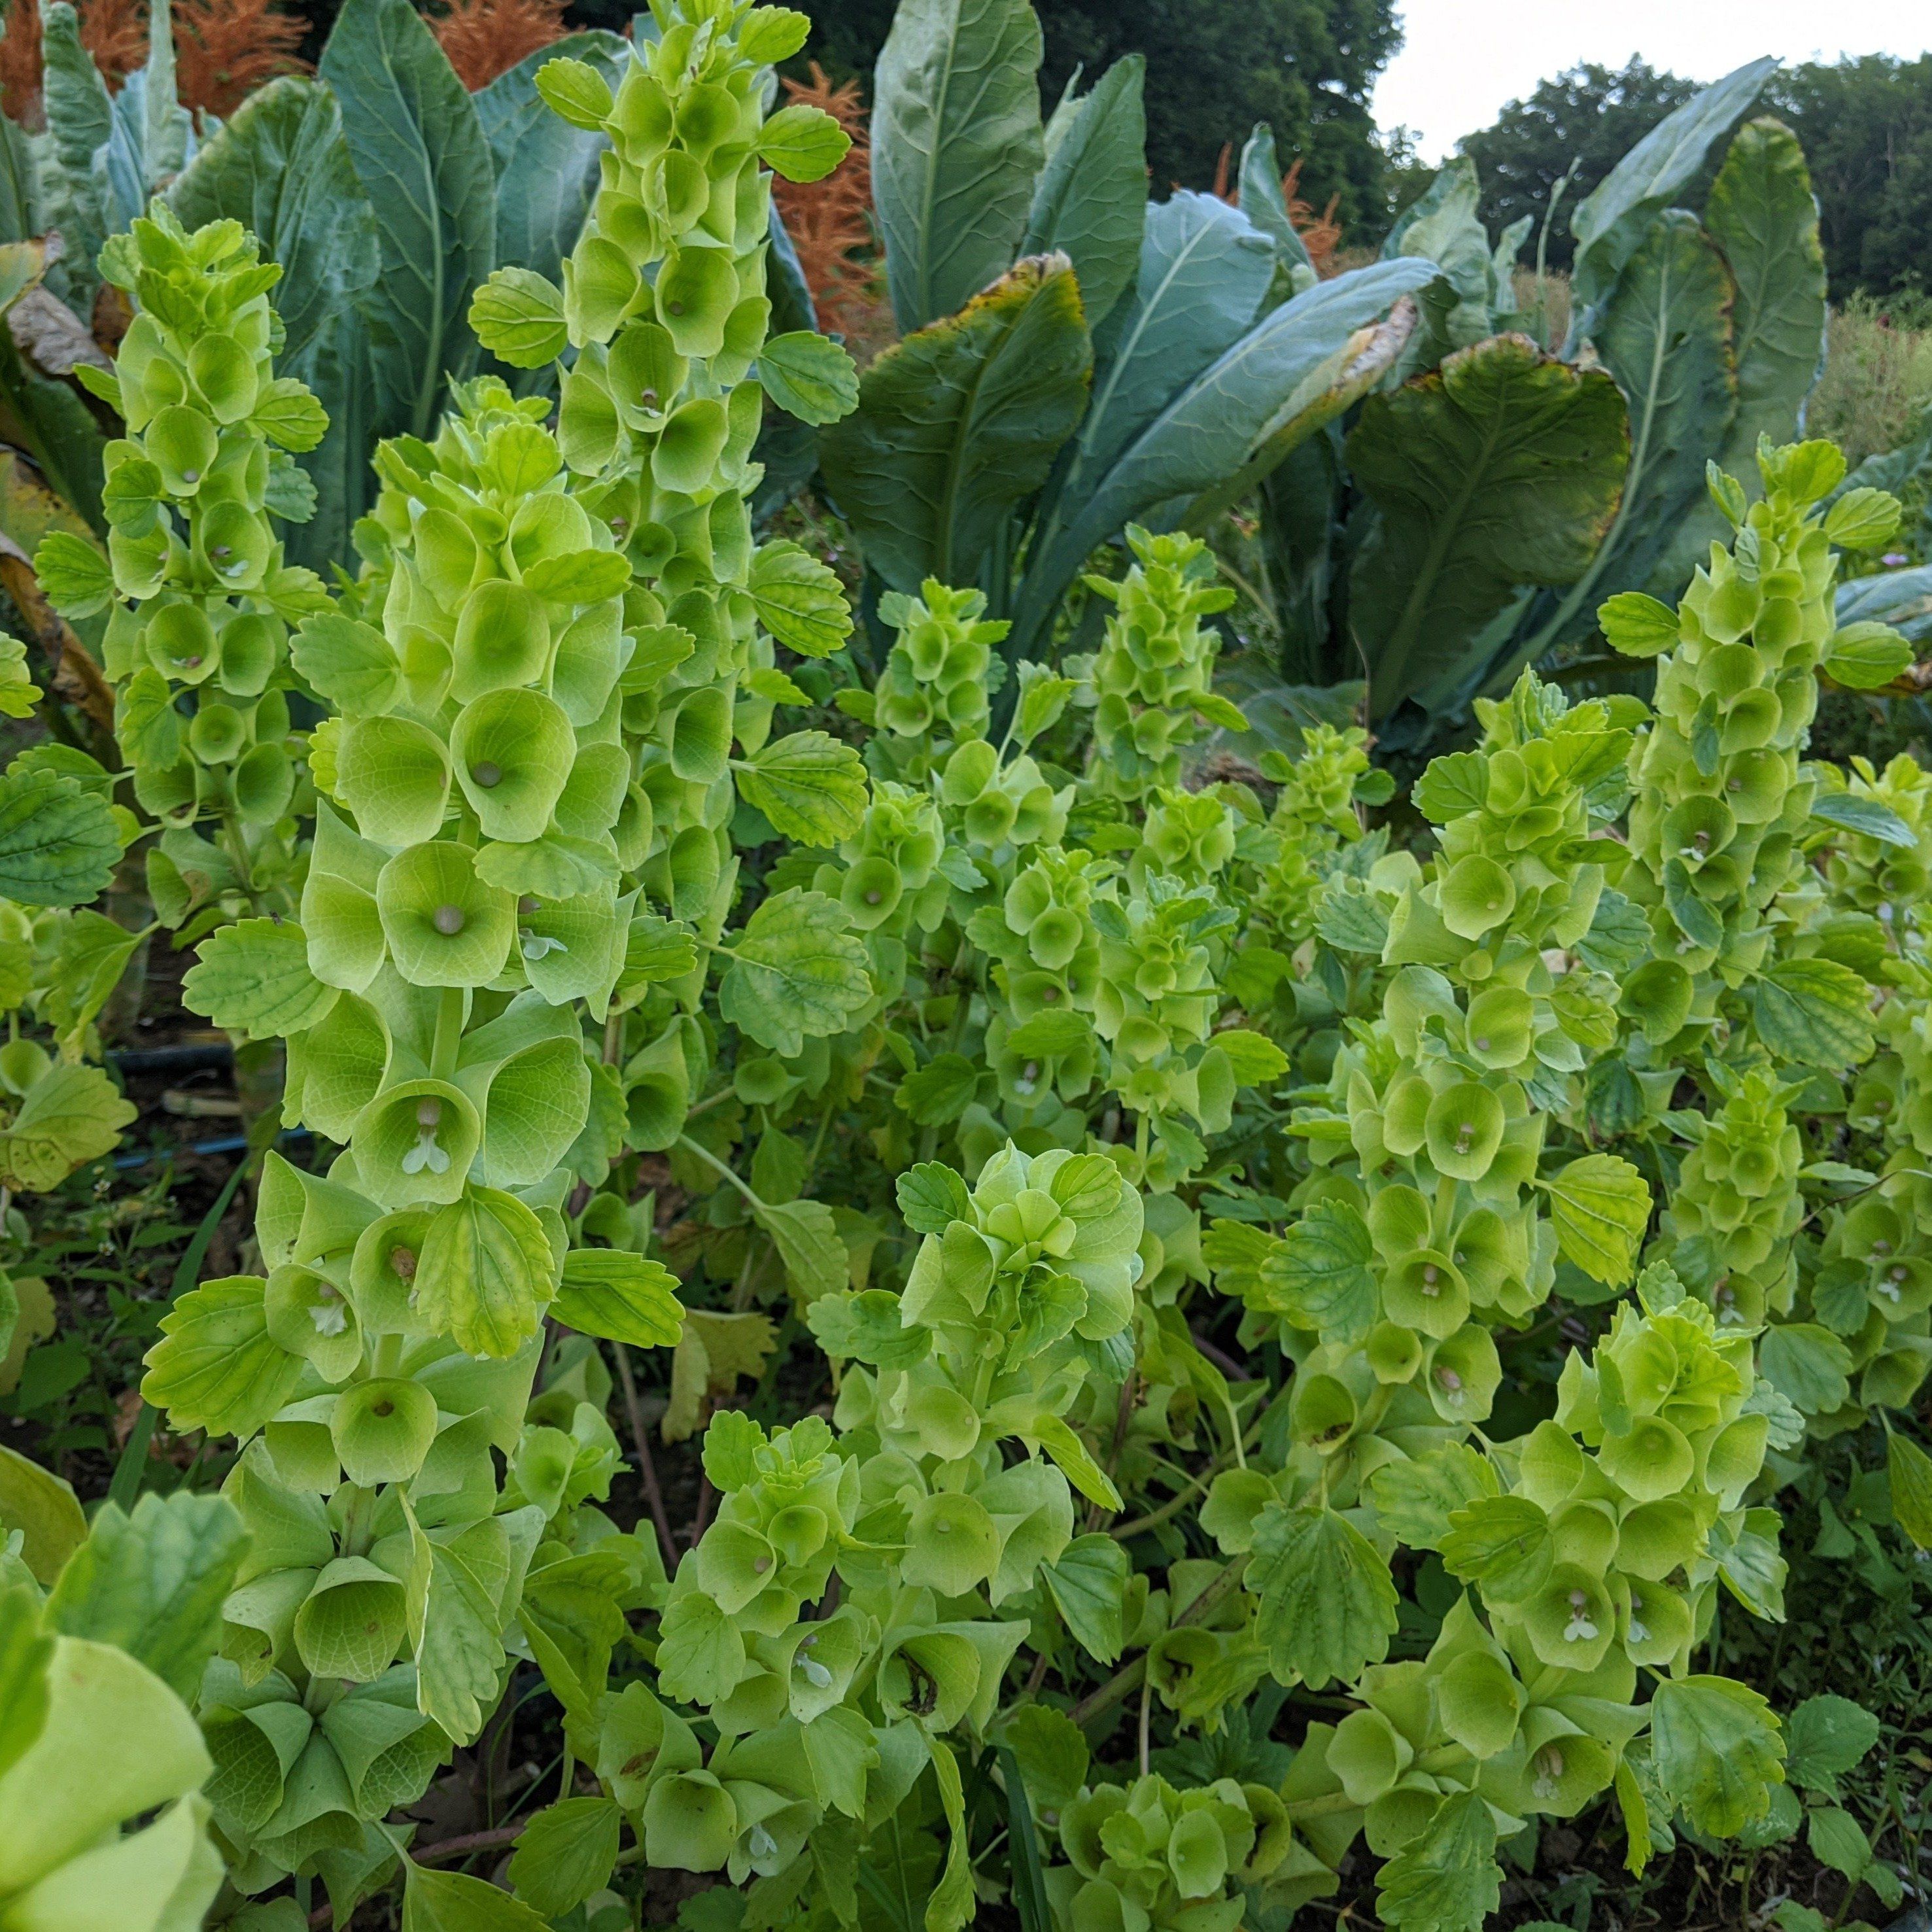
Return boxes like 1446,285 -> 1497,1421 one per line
173,0 -> 309,117
771,61 -> 874,333
1213,143 -> 1344,278
0,0 -> 307,125
430,0 -> 566,92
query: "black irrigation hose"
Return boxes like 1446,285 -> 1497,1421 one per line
105,1043 -> 235,1077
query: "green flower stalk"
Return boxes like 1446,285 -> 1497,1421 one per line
141,378 -> 684,1890
560,1145 -> 1145,1930
36,207 -> 332,936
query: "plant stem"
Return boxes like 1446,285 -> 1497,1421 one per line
612,1339 -> 679,1572
1065,1557 -> 1249,1728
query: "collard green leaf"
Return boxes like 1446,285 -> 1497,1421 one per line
1019,56 -> 1147,333
169,78 -> 381,377
819,254 -> 1092,597
182,918 -> 337,1043
1703,118 -> 1828,479
872,0 -> 1044,333
718,889 -> 872,1058
1585,213 -> 1736,608
1014,256 -> 1437,657
0,766 -> 122,908
166,77 -> 383,572
37,2 -> 112,314
45,1492 -> 248,1700
553,1249 -> 683,1348
1236,122 -> 1315,283
319,0 -> 496,441
474,31 -> 629,286
1570,59 -> 1777,309
1346,334 -> 1629,721
1031,192 -> 1273,586
735,731 -> 869,844
1376,1789 -> 1502,1932
1650,1674 -> 1785,1837
1542,1153 -> 1651,1288
1248,1502 -> 1397,1689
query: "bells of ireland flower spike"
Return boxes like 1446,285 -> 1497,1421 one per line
39,205 -> 331,927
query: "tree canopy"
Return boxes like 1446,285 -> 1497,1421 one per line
1458,59 -> 1699,271
1456,51 -> 1932,300
789,0 -> 1404,227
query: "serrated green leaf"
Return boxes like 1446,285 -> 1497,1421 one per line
1823,619 -> 1913,691
759,330 -> 859,426
1040,1532 -> 1126,1663
897,1052 -> 978,1126
1651,1676 -> 1785,1837
182,918 -> 337,1042
748,540 -> 854,656
1599,590 -> 1681,657
45,1492 -> 248,1700
718,889 -> 872,1058
1376,1789 -> 1501,1932
754,1196 -> 848,1302
1248,1503 -> 1397,1689
0,1063 -> 136,1190
506,1795 -> 621,1918
552,1249 -> 683,1348
1785,1694 -> 1880,1801
734,731 -> 869,844
417,1187 -> 557,1358
0,1441 -> 88,1584
897,1161 -> 971,1233
404,1859 -> 551,1931
0,767 -> 122,908
1254,1200 -> 1376,1341
1542,1153 -> 1651,1288
759,102 -> 850,183
1751,958 -> 1876,1069
141,1275 -> 303,1440
31,530 -> 114,617
1888,1431 -> 1932,1550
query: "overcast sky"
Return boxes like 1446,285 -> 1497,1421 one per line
1374,0 -> 1931,160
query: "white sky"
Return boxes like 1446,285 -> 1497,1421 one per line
1374,0 -> 1932,160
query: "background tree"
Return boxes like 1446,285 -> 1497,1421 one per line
1767,56 -> 1932,302
1458,58 -> 1697,271
778,0 -> 1403,224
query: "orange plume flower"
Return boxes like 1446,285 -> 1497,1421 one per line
0,0 -> 306,126
429,0 -> 566,92
770,61 -> 875,334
